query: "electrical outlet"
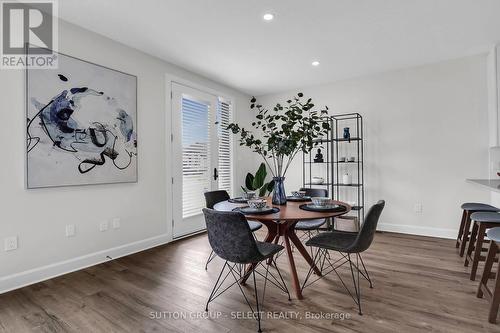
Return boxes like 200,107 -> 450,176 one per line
99,221 -> 108,232
414,203 -> 423,214
65,224 -> 76,237
112,218 -> 121,229
4,236 -> 18,251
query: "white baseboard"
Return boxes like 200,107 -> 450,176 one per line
378,223 -> 456,239
0,224 -> 456,294
0,233 -> 170,294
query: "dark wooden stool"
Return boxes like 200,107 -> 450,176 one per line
466,212 -> 500,280
477,227 -> 500,323
457,203 -> 499,257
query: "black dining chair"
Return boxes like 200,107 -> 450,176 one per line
203,209 -> 290,333
295,187 -> 329,236
204,190 -> 263,270
302,200 -> 385,315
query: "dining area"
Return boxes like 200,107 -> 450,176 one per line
202,187 -> 384,332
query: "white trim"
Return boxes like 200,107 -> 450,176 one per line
0,233 -> 170,294
378,223 -> 456,239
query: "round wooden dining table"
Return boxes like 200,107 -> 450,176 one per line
213,196 -> 351,299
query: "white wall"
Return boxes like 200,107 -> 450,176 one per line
0,20 -> 249,292
237,55 -> 490,238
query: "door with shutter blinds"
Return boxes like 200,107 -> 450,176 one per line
171,83 -> 233,238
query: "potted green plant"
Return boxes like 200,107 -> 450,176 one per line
241,163 -> 275,197
227,93 -> 330,205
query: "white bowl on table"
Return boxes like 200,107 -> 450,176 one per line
291,190 -> 306,198
311,197 -> 331,207
247,198 -> 267,209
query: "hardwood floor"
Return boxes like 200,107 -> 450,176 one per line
1,231 -> 500,333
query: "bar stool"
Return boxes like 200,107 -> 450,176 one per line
477,227 -> 500,323
465,212 -> 500,280
457,203 -> 499,257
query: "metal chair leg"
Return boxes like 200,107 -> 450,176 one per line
348,253 -> 362,315
271,258 -> 291,301
358,253 -> 373,288
205,256 -> 290,332
206,261 -> 228,311
205,250 -> 217,270
252,268 -> 263,333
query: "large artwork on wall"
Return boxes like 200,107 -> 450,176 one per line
26,52 -> 137,188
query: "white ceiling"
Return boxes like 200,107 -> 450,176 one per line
58,0 -> 500,96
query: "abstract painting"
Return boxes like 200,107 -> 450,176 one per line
26,52 -> 137,188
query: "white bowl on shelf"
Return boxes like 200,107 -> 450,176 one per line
311,177 -> 324,185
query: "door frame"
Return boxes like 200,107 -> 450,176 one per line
165,74 -> 237,241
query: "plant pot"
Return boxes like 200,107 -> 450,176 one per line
272,176 -> 287,205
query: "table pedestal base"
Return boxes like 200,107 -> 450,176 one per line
241,220 -> 322,300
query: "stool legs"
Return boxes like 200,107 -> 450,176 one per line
477,241 -> 500,323
460,211 -> 472,257
465,221 -> 479,267
456,210 -> 467,248
470,223 -> 487,281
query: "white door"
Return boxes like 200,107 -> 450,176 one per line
171,83 -> 220,238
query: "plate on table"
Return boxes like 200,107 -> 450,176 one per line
286,196 -> 311,202
228,197 -> 248,203
299,203 -> 346,212
233,206 -> 280,215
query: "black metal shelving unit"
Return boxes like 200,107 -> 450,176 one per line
332,113 -> 364,229
302,113 -> 365,230
302,117 -> 334,193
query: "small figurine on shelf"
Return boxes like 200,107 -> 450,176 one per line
343,127 -> 351,142
314,148 -> 324,163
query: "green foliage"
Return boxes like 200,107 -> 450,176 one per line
242,163 -> 275,197
227,93 -> 331,177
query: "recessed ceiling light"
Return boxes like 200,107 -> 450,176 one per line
312,61 -> 320,66
263,13 -> 274,21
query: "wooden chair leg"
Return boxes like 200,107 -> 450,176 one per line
456,210 -> 467,248
460,211 -> 472,257
478,242 -> 497,298
465,221 -> 478,266
470,224 -> 487,281
489,254 -> 500,323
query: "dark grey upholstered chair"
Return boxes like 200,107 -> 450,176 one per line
295,187 -> 329,231
204,190 -> 263,270
292,188 -> 330,255
303,200 -> 385,315
203,209 -> 290,333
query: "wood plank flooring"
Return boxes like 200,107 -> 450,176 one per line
1,231 -> 500,332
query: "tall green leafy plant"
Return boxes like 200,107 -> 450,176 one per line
242,163 -> 275,197
227,93 -> 330,178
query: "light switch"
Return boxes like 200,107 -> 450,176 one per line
4,236 -> 18,251
66,224 -> 76,237
112,218 -> 121,229
100,221 -> 108,232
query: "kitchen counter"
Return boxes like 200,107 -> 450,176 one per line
467,179 -> 500,193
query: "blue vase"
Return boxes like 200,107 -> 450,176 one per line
343,127 -> 350,139
272,176 -> 287,205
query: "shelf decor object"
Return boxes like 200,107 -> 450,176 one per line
302,113 -> 365,229
227,93 -> 331,205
